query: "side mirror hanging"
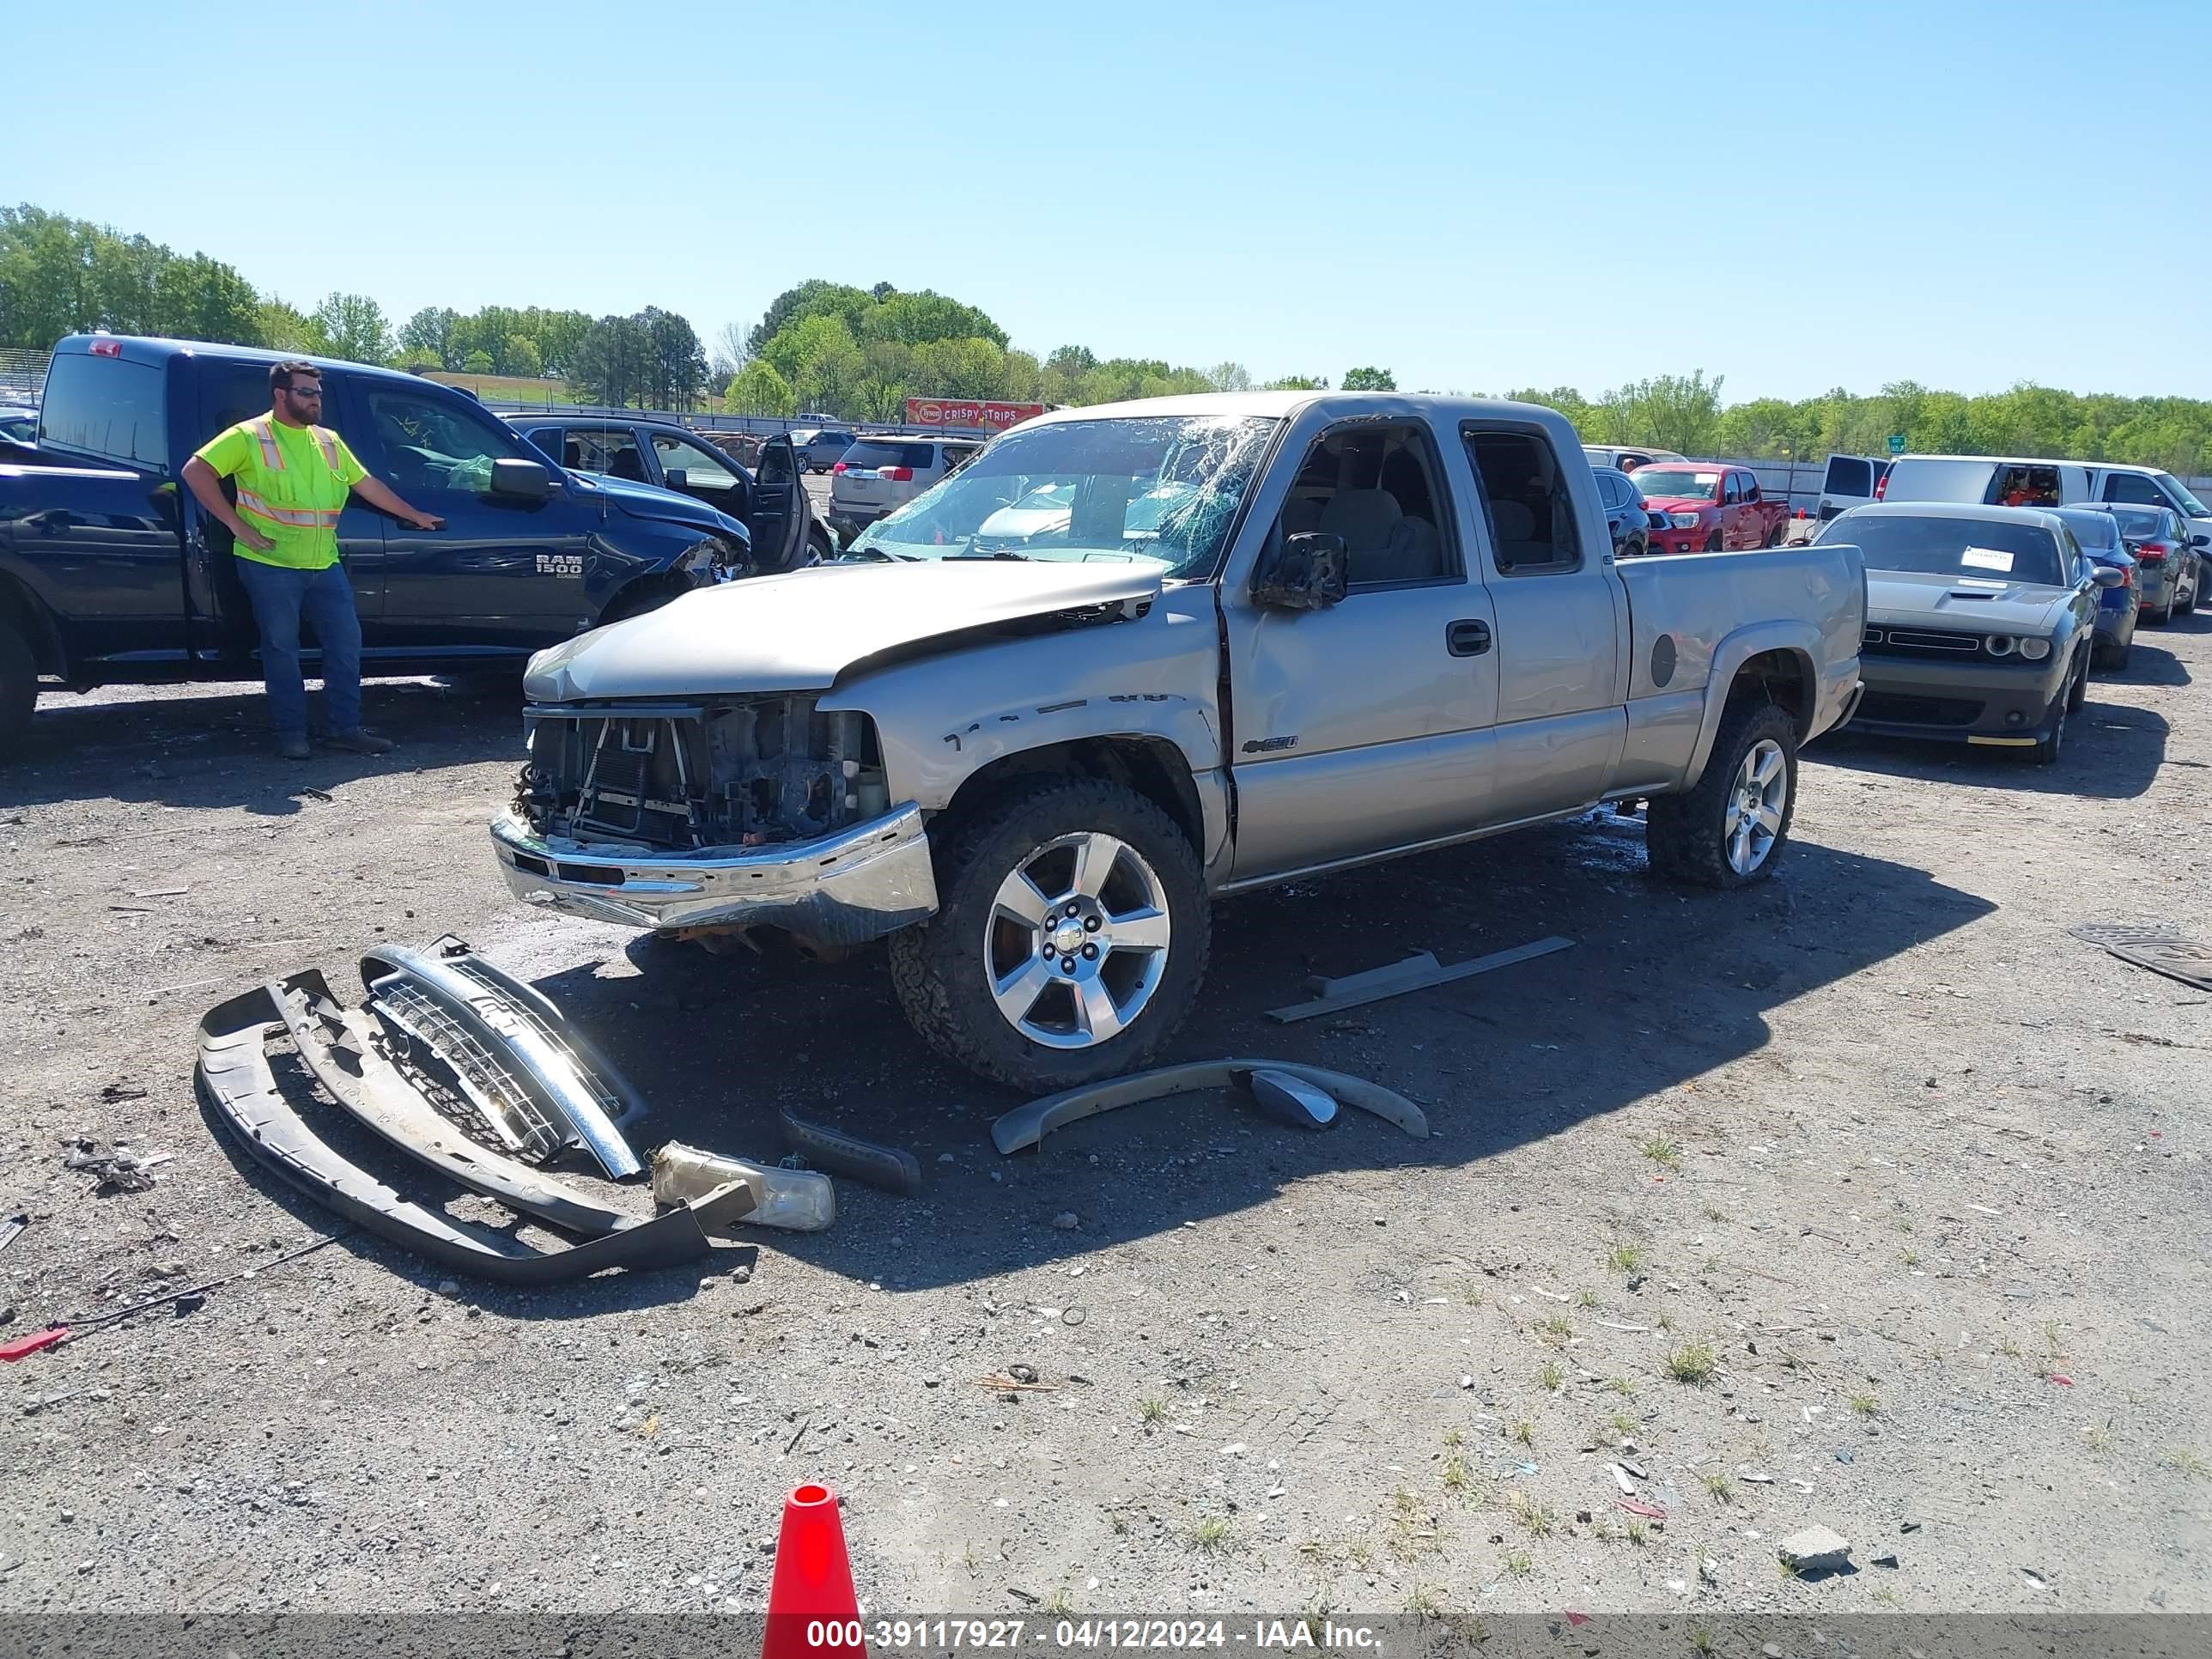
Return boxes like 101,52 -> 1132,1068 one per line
1252,532 -> 1347,611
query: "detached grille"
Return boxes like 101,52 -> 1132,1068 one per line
515,696 -> 888,852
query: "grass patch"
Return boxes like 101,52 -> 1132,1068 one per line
1406,1585 -> 1444,1620
1443,1427 -> 1464,1448
1539,1360 -> 1565,1393
1606,1376 -> 1636,1396
1666,1342 -> 1717,1385
1505,1491 -> 1554,1537
2162,1448 -> 2212,1479
1702,1204 -> 1729,1223
1900,1249 -> 1921,1267
1442,1450 -> 1471,1493
1701,1255 -> 1722,1276
1509,1419 -> 1534,1448
1574,1288 -> 1599,1310
1702,1470 -> 1735,1504
1690,1626 -> 1717,1656
1997,1335 -> 2022,1358
1139,1397 -> 1167,1426
1607,1242 -> 1646,1273
2084,1425 -> 2113,1454
1655,1312 -> 1677,1333
1849,1391 -> 1880,1417
1638,1134 -> 1683,1170
1504,1551 -> 1533,1577
1607,1411 -> 1637,1436
1188,1516 -> 1232,1553
1041,1587 -> 1075,1616
1625,1518 -> 1649,1547
1537,1314 -> 1574,1341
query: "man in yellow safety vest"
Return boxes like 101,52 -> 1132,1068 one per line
180,359 -> 445,759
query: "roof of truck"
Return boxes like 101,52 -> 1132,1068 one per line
56,332 -> 436,389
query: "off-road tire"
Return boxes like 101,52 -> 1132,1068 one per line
1645,699 -> 1799,889
0,617 -> 38,761
889,777 -> 1212,1091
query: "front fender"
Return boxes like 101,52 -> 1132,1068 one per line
817,598 -> 1227,852
1683,620 -> 1823,789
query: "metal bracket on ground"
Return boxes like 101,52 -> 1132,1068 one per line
1266,936 -> 1576,1023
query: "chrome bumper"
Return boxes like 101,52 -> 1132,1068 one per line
489,803 -> 939,944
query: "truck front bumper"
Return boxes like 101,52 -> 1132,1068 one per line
1849,656 -> 2068,747
1648,526 -> 1717,554
489,804 -> 939,944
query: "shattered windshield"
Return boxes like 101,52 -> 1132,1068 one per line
848,415 -> 1278,579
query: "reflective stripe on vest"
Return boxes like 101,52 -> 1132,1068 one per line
242,417 -> 343,476
236,487 -> 342,530
244,416 -> 285,471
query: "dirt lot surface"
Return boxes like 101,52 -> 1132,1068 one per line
3,619 -> 2209,1626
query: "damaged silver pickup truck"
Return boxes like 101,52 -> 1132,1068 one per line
491,393 -> 1866,1090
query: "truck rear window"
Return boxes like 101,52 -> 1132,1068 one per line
38,353 -> 167,468
1823,457 -> 1872,496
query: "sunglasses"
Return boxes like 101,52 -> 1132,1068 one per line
284,385 -> 325,398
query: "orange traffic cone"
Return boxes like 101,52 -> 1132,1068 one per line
763,1483 -> 866,1659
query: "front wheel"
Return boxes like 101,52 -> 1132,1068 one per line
1645,700 -> 1798,888
2064,647 -> 2087,714
1704,531 -> 1724,553
889,777 -> 1212,1091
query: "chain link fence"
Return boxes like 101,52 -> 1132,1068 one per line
0,347 -> 50,402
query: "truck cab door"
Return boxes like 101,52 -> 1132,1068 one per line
1460,422 -> 1628,821
353,380 -> 592,652
746,435 -> 807,572
1222,416 -> 1500,880
186,362 -> 385,667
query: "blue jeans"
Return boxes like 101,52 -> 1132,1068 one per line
234,557 -> 362,737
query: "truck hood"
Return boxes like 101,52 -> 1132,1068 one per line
526,559 -> 1164,701
1642,495 -> 1717,514
1866,568 -> 2068,630
567,470 -> 748,541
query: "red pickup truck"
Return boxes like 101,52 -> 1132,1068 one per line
1636,463 -> 1790,554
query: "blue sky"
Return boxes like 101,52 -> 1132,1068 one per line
11,0 -> 2209,400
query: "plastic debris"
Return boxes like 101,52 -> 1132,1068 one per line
652,1142 -> 836,1232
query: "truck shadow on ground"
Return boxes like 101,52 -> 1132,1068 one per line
520,811 -> 1995,1295
1812,700 -> 2169,800
1,675 -> 526,816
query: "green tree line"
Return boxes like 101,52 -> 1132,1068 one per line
8,205 -> 2208,468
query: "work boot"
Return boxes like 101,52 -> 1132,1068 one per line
276,733 -> 313,761
327,727 -> 395,756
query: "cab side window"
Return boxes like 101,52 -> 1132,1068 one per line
1463,427 -> 1583,575
363,387 -> 535,495
1275,422 -> 1455,588
2103,472 -> 2162,506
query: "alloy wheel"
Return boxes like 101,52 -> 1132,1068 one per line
984,831 -> 1173,1049
1724,738 -> 1789,876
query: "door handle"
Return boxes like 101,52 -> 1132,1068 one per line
1446,619 -> 1492,657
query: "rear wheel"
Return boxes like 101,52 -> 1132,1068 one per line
889,777 -> 1211,1091
2180,566 -> 2199,617
1763,519 -> 1785,548
1645,700 -> 1798,889
0,616 -> 38,761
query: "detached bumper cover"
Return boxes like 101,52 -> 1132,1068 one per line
197,986 -> 754,1285
489,802 -> 939,943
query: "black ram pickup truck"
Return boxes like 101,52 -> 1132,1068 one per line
0,334 -> 814,754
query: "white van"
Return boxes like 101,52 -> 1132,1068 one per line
1815,453 -> 1893,521
1882,454 -> 2210,553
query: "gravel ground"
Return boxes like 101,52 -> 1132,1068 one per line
2,616 -> 2208,1623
